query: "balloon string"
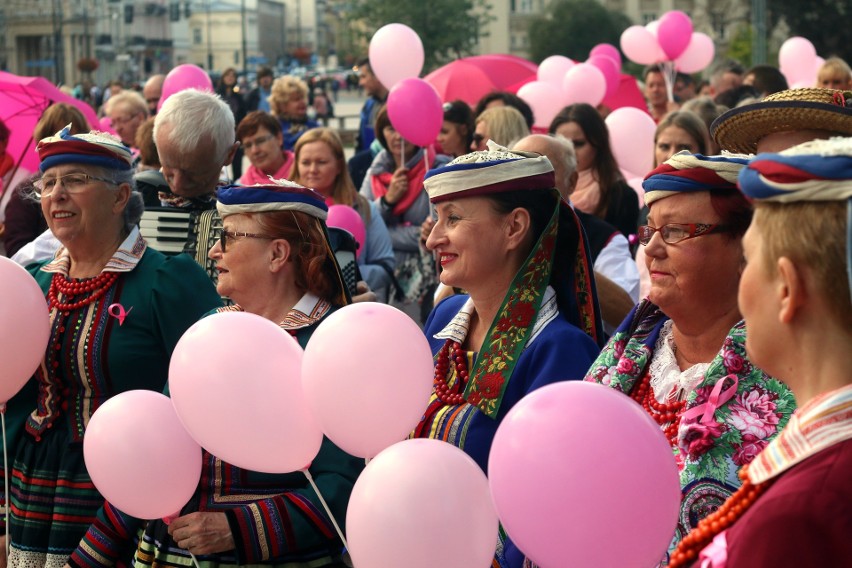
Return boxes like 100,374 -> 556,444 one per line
401,143 -> 406,168
661,60 -> 676,103
2,407 -> 8,559
189,551 -> 200,568
364,457 -> 370,466
301,469 -> 348,550
423,151 -> 428,173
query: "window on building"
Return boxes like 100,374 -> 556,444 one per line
193,28 -> 202,44
642,13 -> 657,24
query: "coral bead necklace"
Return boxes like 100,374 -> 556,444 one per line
668,466 -> 773,567
433,340 -> 469,405
48,271 -> 119,313
630,370 -> 687,446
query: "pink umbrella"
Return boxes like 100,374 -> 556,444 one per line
602,74 -> 649,113
424,55 -> 538,106
0,72 -> 100,175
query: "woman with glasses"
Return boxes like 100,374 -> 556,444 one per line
107,181 -> 362,568
0,127 -> 221,568
584,152 -> 795,561
236,111 -> 296,185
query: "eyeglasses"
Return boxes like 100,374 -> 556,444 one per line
637,223 -> 730,246
110,113 -> 140,127
242,134 -> 275,151
35,173 -> 118,197
219,230 -> 273,252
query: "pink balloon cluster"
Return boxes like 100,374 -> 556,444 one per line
779,36 -> 823,88
158,64 -> 214,111
84,390 -> 202,519
347,439 -> 499,568
621,11 -> 714,73
369,23 -> 424,89
523,44 -> 624,128
0,257 -> 50,404
488,382 -> 681,567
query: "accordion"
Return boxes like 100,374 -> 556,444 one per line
139,207 -> 223,284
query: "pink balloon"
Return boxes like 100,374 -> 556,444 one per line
517,81 -> 566,129
590,43 -> 622,69
386,78 -> 443,148
657,10 -> 693,60
621,25 -> 664,65
84,390 -> 202,519
170,312 -> 322,473
0,257 -> 50,404
98,116 -> 118,136
537,55 -> 575,87
488,382 -> 680,568
562,64 -> 606,108
587,55 -> 620,99
606,107 -> 657,178
158,64 -> 214,111
780,37 -> 819,86
327,205 -> 366,259
347,439 -> 499,568
675,32 -> 716,74
302,303 -> 434,459
369,23 -> 425,89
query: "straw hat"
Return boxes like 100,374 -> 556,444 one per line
711,88 -> 852,154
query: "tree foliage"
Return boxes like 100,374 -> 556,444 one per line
527,0 -> 631,64
769,0 -> 852,63
347,0 -> 493,72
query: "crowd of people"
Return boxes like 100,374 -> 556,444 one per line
0,49 -> 850,568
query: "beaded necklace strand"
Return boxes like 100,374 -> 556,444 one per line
433,340 -> 469,405
630,370 -> 687,447
668,466 -> 773,568
48,272 -> 119,313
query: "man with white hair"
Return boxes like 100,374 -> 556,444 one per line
513,134 -> 639,331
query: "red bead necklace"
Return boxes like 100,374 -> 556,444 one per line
48,271 -> 119,313
433,340 -> 469,405
668,467 -> 773,568
630,370 -> 686,446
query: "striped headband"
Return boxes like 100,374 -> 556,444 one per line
643,152 -> 752,205
737,137 -> 852,203
216,179 -> 329,219
37,125 -> 134,172
424,141 -> 555,203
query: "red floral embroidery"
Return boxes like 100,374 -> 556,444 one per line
509,302 -> 535,328
479,372 -> 505,399
496,317 -> 513,332
467,392 -> 482,406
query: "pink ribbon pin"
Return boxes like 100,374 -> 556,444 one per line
107,303 -> 133,326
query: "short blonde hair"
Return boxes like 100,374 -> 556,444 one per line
269,76 -> 308,117
753,202 -> 851,330
105,90 -> 149,118
817,57 -> 852,86
476,106 -> 530,148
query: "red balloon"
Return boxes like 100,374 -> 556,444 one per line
386,78 -> 443,148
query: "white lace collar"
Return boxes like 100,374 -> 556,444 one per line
648,319 -> 711,402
